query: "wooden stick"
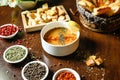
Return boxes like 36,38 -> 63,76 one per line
69,8 -> 78,15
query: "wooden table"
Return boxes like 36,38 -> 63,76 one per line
0,0 -> 120,80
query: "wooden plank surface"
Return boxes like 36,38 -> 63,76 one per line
0,0 -> 120,80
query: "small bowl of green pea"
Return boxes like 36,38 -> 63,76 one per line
3,45 -> 28,64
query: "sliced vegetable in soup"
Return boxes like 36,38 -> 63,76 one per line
44,27 -> 77,45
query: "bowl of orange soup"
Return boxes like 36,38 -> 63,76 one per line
40,21 -> 80,56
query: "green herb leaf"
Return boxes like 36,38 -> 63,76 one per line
59,33 -> 65,45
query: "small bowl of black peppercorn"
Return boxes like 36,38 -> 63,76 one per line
21,60 -> 49,80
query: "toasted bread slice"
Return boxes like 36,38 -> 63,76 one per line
109,2 -> 120,15
95,57 -> 103,66
92,6 -> 113,16
78,0 -> 95,12
91,0 -> 97,6
97,0 -> 104,7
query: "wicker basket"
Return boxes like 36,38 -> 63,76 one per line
76,0 -> 120,32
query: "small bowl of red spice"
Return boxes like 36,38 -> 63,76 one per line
52,68 -> 81,80
0,24 -> 18,39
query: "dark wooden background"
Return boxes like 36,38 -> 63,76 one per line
0,0 -> 120,80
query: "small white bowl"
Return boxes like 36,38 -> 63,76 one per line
52,68 -> 81,80
21,61 -> 49,80
18,1 -> 37,10
3,45 -> 28,64
0,24 -> 18,39
40,21 -> 80,56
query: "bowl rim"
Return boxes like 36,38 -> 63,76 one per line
52,68 -> 81,80
21,60 -> 49,80
41,21 -> 80,47
0,24 -> 19,39
3,45 -> 28,63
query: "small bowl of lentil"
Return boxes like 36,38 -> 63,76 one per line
21,60 -> 49,80
52,68 -> 81,80
0,24 -> 19,39
3,45 -> 28,64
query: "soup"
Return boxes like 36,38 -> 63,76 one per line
44,27 -> 77,45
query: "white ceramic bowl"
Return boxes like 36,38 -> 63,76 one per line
40,21 -> 80,56
0,24 -> 18,39
3,45 -> 28,63
52,68 -> 81,80
21,61 -> 49,80
18,1 -> 37,10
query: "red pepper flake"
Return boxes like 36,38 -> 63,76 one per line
50,65 -> 53,68
58,63 -> 62,66
11,19 -> 15,23
18,27 -> 23,32
25,41 -> 29,45
53,64 -> 57,67
76,67 -> 79,70
0,38 -> 3,40
0,52 -> 2,55
22,39 -> 27,42
25,45 -> 29,48
31,34 -> 35,37
17,42 -> 21,45
17,39 -> 22,43
15,39 -> 22,44
57,71 -> 76,80
0,24 -> 17,36
28,37 -> 32,40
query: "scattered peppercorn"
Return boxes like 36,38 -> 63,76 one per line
18,27 -> 23,32
58,63 -> 62,66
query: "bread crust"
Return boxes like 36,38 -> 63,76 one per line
78,0 -> 120,16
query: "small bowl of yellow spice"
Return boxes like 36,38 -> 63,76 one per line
3,45 -> 28,64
